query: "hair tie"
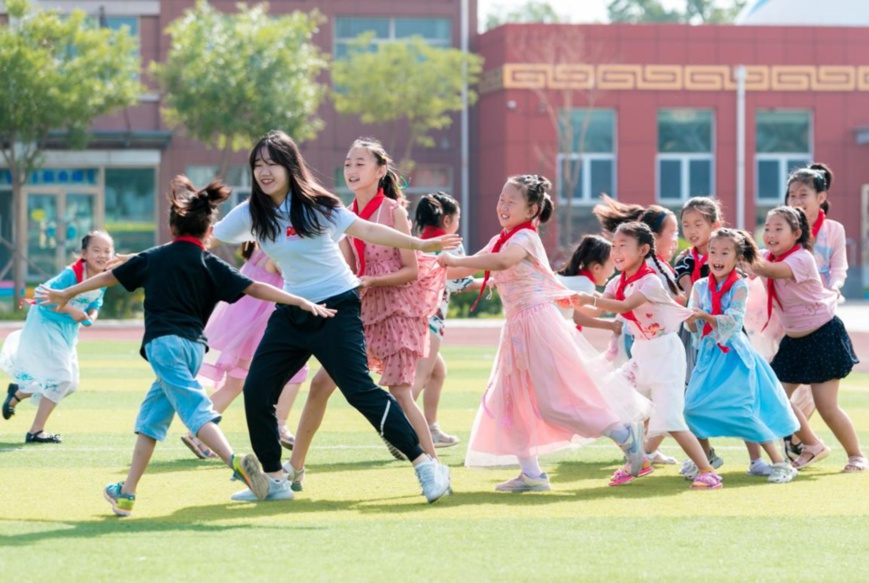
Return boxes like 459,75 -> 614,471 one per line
651,211 -> 667,233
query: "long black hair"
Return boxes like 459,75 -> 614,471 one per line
248,131 -> 342,241
350,137 -> 407,206
506,175 -> 554,223
593,194 -> 674,238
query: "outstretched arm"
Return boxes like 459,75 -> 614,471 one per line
576,290 -> 648,314
438,245 -> 527,273
747,257 -> 793,280
345,218 -> 461,253
244,282 -> 336,318
35,271 -> 120,311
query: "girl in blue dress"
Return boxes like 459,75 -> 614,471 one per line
1,231 -> 114,443
684,228 -> 800,484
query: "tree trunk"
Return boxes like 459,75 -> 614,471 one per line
216,144 -> 232,181
12,174 -> 26,307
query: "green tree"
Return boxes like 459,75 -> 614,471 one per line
151,1 -> 328,180
0,0 -> 141,305
332,34 -> 483,169
485,0 -> 568,30
608,0 -> 746,23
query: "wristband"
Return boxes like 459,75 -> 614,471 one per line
592,295 -> 598,308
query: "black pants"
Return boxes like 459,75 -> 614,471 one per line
243,288 -> 424,473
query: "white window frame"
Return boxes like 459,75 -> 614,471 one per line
556,153 -> 617,205
656,153 -> 715,202
755,154 -> 812,203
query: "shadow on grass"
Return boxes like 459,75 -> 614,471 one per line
0,440 -> 24,454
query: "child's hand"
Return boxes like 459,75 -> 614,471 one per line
573,292 -> 593,307
612,320 -> 623,336
358,275 -> 374,288
34,285 -> 71,310
106,253 -> 134,269
437,253 -> 458,268
68,308 -> 91,323
419,234 -> 462,253
300,300 -> 337,319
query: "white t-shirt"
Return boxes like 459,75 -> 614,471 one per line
213,200 -> 359,303
555,274 -> 595,319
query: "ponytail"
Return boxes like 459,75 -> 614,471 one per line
169,175 -> 232,238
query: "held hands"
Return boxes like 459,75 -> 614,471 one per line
300,300 -> 337,319
437,253 -> 459,268
34,285 -> 72,310
417,234 -> 462,253
358,275 -> 374,288
572,292 -> 594,307
611,320 -> 623,336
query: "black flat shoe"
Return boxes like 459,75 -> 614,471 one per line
3,383 -> 20,420
25,431 -> 62,444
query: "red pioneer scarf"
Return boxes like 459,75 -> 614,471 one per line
350,188 -> 386,276
421,226 -> 447,240
173,236 -> 205,250
691,247 -> 707,283
811,209 -> 826,240
763,244 -> 801,331
470,221 -> 536,312
704,269 -> 740,353
614,262 -> 656,326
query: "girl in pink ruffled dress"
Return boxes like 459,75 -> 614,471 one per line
180,242 -> 308,459
438,175 -> 649,492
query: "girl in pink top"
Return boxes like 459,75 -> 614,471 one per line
784,163 -> 848,449
438,175 -> 649,493
750,206 -> 865,473
582,222 -> 724,489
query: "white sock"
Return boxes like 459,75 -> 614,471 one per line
518,456 -> 543,478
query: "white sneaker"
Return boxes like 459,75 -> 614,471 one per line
415,457 -> 451,503
747,458 -> 773,477
495,472 -> 551,492
231,476 -> 294,501
768,462 -> 798,484
680,448 -> 725,480
430,424 -> 460,448
647,450 -> 678,465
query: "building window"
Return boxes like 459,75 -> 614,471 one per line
755,110 -> 812,202
657,109 -> 714,201
334,17 -> 451,59
105,168 -> 157,252
557,109 -> 616,203
186,165 -> 252,211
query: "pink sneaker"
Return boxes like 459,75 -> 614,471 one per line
690,471 -> 723,490
609,461 -> 654,486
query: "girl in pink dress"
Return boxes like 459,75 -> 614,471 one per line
284,138 -> 444,489
180,242 -> 308,458
438,175 -> 649,493
581,222 -> 724,489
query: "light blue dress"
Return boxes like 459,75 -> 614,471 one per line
0,266 -> 105,403
684,277 -> 799,442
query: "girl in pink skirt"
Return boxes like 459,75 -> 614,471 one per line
438,175 -> 649,492
181,242 -> 308,458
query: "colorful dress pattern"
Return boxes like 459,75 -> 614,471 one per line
684,277 -> 800,442
0,266 -> 105,403
465,230 -> 651,467
353,197 -> 445,386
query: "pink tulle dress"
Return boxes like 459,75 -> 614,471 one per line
199,248 -> 308,388
353,197 -> 445,387
465,230 -> 651,467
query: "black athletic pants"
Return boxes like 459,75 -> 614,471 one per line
243,288 -> 424,473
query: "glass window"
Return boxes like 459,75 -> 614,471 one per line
185,165 -> 251,210
658,109 -> 713,153
657,109 -> 714,201
755,110 -> 812,202
395,18 -> 451,43
557,155 -> 615,203
561,109 -> 615,154
334,17 -> 452,59
104,168 -> 156,252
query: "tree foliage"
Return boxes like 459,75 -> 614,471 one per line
607,0 -> 746,24
332,34 -> 483,167
485,1 -> 569,30
151,1 -> 328,175
0,0 -> 141,303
